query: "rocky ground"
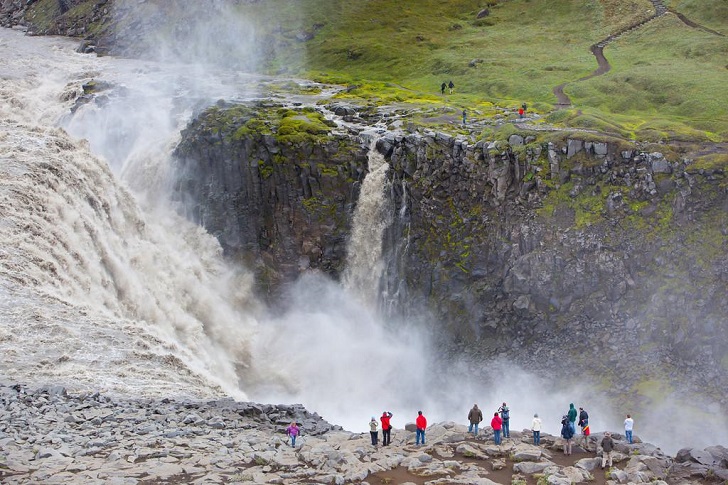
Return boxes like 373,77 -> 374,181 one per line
1,384 -> 726,484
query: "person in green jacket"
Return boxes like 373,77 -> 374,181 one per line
567,403 -> 578,434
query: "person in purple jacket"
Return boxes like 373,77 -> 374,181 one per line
286,421 -> 300,447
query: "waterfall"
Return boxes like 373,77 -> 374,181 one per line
342,139 -> 393,309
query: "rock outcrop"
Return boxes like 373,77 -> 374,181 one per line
171,102 -> 728,412
2,383 -> 725,484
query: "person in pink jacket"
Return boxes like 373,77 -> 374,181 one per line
491,412 -> 503,445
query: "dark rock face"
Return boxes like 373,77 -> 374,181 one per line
172,103 -> 369,294
173,104 -> 728,406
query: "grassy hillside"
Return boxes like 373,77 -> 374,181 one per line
17,0 -> 728,141
238,0 -> 728,141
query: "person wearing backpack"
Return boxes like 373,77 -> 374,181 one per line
380,411 -> 393,446
561,415 -> 574,455
498,402 -> 510,438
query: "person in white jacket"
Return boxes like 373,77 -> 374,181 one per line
531,413 -> 542,445
624,414 -> 634,444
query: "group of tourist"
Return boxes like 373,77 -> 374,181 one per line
288,404 -> 635,459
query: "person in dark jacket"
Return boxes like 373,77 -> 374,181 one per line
441,82 -> 447,95
600,432 -> 615,468
578,407 -> 590,451
468,404 -> 483,435
448,80 -> 454,94
561,415 -> 574,455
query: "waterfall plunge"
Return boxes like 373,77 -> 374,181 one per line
343,142 -> 393,308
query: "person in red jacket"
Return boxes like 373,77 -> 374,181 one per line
491,412 -> 503,445
415,411 -> 427,446
380,411 -> 393,446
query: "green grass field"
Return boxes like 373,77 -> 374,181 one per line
236,0 -> 728,141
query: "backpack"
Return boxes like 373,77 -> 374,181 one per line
501,408 -> 510,420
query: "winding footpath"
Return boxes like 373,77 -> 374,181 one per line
553,0 -> 724,108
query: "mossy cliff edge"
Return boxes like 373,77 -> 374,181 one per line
173,102 -> 727,412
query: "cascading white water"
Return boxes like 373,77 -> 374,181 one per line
342,140 -> 393,307
0,28 -> 256,399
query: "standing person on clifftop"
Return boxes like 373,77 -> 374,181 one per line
561,414 -> 574,455
578,407 -> 591,451
380,411 -> 393,446
468,404 -> 483,435
491,412 -> 503,445
531,413 -> 542,445
498,402 -> 510,438
415,411 -> 427,446
567,403 -> 578,433
624,414 -> 634,444
369,417 -> 379,446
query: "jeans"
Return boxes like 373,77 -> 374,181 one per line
533,430 -> 540,445
503,420 -> 510,438
625,430 -> 633,444
602,451 -> 613,468
370,431 -> 378,445
569,422 -> 576,434
494,429 -> 501,445
382,428 -> 391,445
468,423 -> 479,435
416,429 -> 425,445
290,434 -> 297,447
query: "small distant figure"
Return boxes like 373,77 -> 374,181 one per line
567,403 -> 577,433
601,432 -> 615,469
286,421 -> 300,447
518,107 -> 524,118
415,410 -> 427,446
624,414 -> 634,444
462,109 -> 467,126
521,102 -> 527,112
561,415 -> 574,455
448,80 -> 454,94
578,407 -> 590,451
498,402 -> 510,438
369,417 -> 379,446
531,413 -> 542,445
491,412 -> 503,445
468,404 -> 483,435
380,411 -> 393,446
441,82 -> 447,95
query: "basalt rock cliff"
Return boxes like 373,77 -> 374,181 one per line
172,102 -> 728,412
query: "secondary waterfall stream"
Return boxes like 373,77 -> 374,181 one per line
343,140 -> 392,308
